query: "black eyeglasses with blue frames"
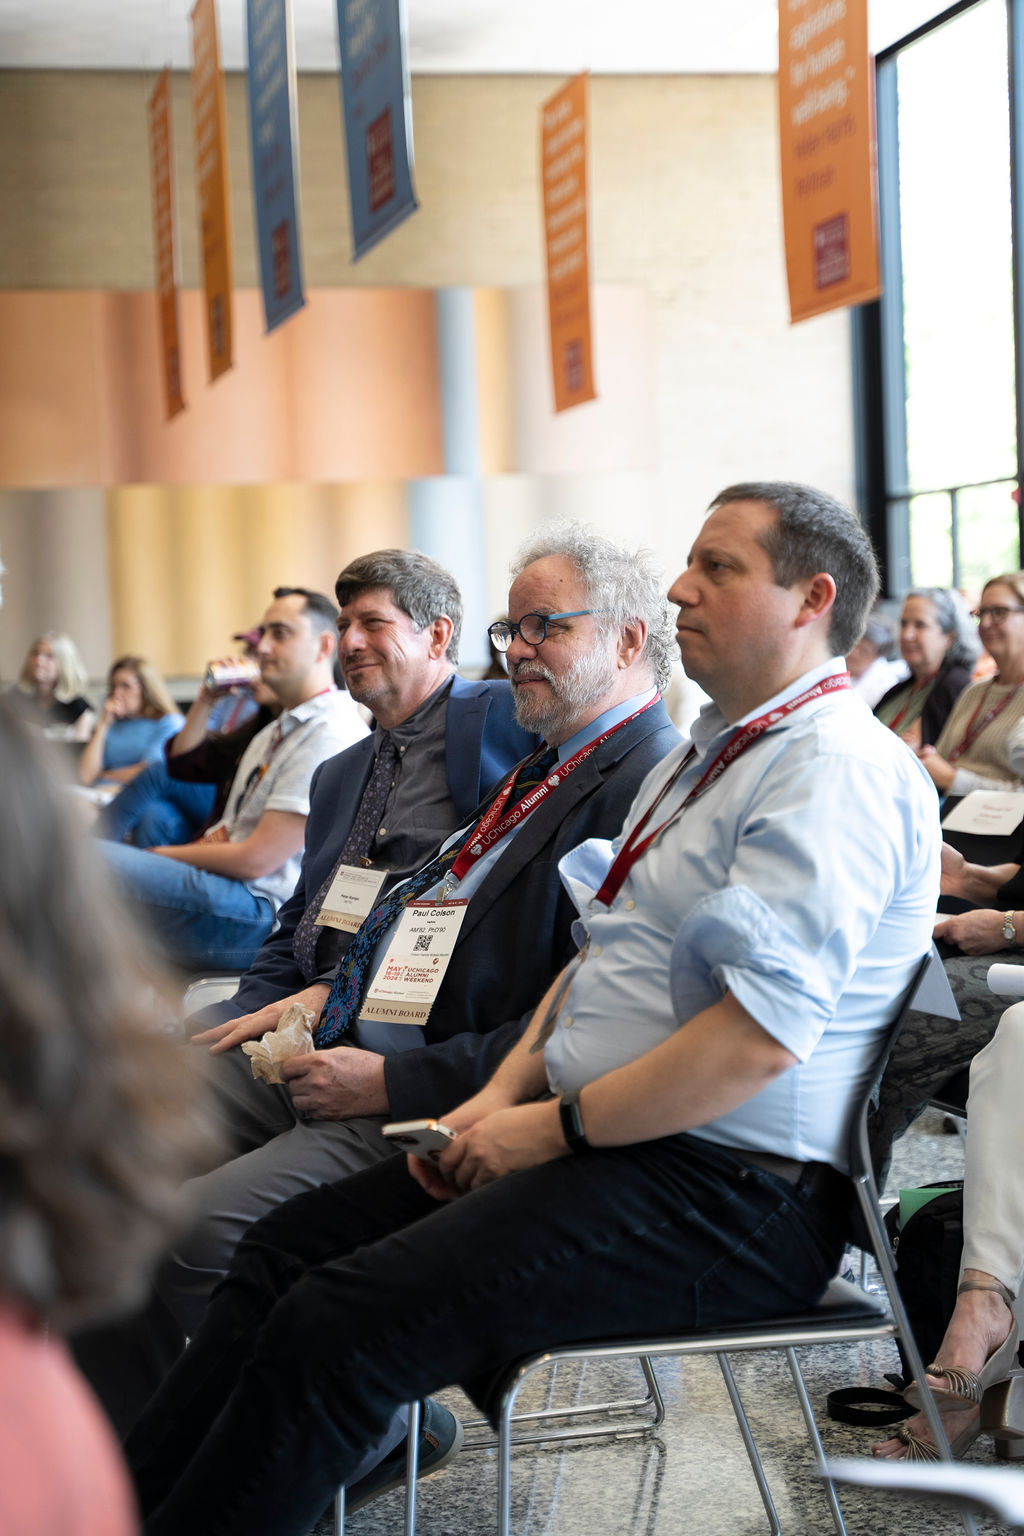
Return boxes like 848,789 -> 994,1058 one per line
487,610 -> 595,652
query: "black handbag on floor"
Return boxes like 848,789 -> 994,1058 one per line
883,1182 -> 965,1389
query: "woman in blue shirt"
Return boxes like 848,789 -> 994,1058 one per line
79,656 -> 184,788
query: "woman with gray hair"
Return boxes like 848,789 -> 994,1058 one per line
875,587 -> 980,748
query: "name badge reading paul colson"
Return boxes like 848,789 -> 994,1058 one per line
358,900 -> 468,1026
315,864 -> 388,933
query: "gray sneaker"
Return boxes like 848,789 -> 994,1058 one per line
345,1399 -> 464,1514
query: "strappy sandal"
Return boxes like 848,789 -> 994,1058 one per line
902,1278 -> 1019,1411
886,1418 -> 984,1461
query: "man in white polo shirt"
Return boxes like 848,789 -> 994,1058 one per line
102,586 -> 367,970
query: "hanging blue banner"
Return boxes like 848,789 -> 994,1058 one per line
246,0 -> 305,331
336,0 -> 418,260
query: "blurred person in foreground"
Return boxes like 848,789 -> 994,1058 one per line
0,697 -> 214,1535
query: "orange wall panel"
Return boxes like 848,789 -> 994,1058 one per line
0,289 -> 444,487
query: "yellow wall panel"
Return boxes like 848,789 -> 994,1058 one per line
105,482 -> 408,675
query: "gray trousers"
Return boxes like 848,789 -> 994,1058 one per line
156,1041 -> 410,1478
157,1043 -> 397,1335
867,951 -> 1021,1182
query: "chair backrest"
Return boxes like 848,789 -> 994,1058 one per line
845,945 -> 957,1238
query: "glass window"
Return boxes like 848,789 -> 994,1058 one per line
866,0 -> 1021,590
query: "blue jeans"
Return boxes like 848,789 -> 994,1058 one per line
125,1135 -> 849,1536
99,762 -> 217,847
101,842 -> 274,970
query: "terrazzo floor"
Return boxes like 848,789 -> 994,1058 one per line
310,1110 -> 1022,1536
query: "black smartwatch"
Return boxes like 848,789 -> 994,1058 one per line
558,1090 -> 589,1153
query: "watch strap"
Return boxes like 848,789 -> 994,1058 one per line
1004,910 -> 1017,943
558,1090 -> 589,1153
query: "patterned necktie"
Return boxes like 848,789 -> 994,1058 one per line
315,744 -> 559,1047
292,734 -> 400,982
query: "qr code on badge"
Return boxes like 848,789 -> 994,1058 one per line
413,933 -> 433,953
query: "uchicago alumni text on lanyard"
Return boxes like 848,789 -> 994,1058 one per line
594,673 -> 851,908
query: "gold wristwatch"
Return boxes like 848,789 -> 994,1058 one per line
1003,911 -> 1017,944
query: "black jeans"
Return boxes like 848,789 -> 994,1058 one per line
126,1137 -> 848,1536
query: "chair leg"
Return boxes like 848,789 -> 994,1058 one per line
639,1355 -> 666,1428
784,1347 -> 848,1536
497,1372 -> 524,1536
717,1352 -> 782,1536
464,1355 -> 662,1447
404,1398 -> 421,1536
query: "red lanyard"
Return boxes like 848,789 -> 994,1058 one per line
449,695 -> 660,882
886,676 -> 935,736
948,681 -> 1021,763
594,672 -> 851,908
231,720 -> 286,818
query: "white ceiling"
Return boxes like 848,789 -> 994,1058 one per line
0,0 -> 954,75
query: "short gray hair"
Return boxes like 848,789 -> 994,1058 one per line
710,481 -> 880,655
509,523 -> 674,691
906,587 -> 981,669
335,550 -> 463,665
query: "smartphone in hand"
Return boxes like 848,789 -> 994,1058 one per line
382,1118 -> 457,1158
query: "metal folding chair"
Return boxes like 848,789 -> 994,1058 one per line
477,949 -> 970,1536
335,950 -> 970,1535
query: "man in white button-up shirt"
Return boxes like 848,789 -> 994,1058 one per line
125,485 -> 941,1536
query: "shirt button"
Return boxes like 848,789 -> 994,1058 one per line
624,899 -> 636,911
378,827 -> 387,837
399,745 -> 406,753
562,1015 -> 574,1028
591,944 -> 603,957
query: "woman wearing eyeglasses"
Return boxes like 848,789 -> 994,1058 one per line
920,571 -> 1024,797
874,588 -> 980,749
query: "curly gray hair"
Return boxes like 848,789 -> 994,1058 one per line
509,523 -> 674,691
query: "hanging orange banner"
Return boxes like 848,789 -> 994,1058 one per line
191,0 -> 234,380
147,70 -> 186,419
778,0 -> 881,323
541,73 -> 596,413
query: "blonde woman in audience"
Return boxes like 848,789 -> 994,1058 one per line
0,697 -> 213,1534
919,571 -> 1024,796
11,630 -> 94,738
79,654 -> 184,788
875,588 -> 979,749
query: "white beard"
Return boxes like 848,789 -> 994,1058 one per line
511,648 -> 618,740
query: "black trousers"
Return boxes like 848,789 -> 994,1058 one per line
126,1137 -> 848,1536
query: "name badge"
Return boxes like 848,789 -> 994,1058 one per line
315,864 -> 388,933
358,900 -> 468,1026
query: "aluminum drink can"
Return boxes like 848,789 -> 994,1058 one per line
204,659 -> 262,693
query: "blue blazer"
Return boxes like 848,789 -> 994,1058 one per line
228,675 -> 534,1016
